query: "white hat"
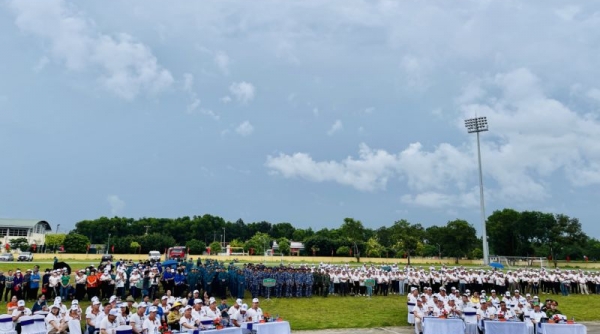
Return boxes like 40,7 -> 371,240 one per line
70,305 -> 79,311
109,296 -> 117,303
91,296 -> 99,303
109,309 -> 120,316
55,297 -> 62,303
93,300 -> 102,305
161,295 -> 168,300
240,304 -> 248,311
51,304 -> 60,309
148,306 -> 158,313
17,300 -> 25,307
184,305 -> 192,311
236,299 -> 242,305
138,302 -> 147,308
209,297 -> 216,304
72,299 -> 79,305
252,298 -> 259,303
193,290 -> 199,294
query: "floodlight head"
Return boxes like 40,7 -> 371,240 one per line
465,117 -> 489,133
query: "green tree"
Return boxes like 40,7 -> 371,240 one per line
140,233 -> 176,254
277,238 -> 291,255
340,218 -> 366,262
45,234 -> 66,251
244,232 -> 271,255
365,237 -> 385,257
271,223 -> 295,240
229,239 -> 244,248
186,239 -> 207,255
63,233 -> 90,253
130,241 -> 141,253
389,220 -> 424,264
208,241 -> 222,255
337,245 -> 351,256
441,219 -> 478,263
10,238 -> 29,252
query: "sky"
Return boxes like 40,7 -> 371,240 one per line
1,0 -> 600,238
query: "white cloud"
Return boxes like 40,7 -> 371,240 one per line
266,68 -> 600,209
200,109 -> 219,120
186,98 -> 200,114
327,119 -> 343,136
364,107 -> 375,114
313,108 -> 319,116
9,0 -> 173,100
235,121 -> 254,136
107,195 -> 125,215
229,82 -> 255,103
587,88 -> 600,102
183,73 -> 194,92
214,51 -> 230,75
33,56 -> 49,72
221,96 -> 232,104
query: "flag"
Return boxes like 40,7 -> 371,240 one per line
331,249 -> 334,256
111,245 -> 114,253
87,244 -> 90,251
187,246 -> 190,254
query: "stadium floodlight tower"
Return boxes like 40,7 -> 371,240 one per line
465,116 -> 490,265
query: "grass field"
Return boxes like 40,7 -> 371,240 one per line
0,261 -> 598,330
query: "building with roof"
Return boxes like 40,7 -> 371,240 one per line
0,219 -> 52,249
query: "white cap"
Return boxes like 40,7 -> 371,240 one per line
72,300 -> 79,305
17,300 -> 25,307
194,299 -> 202,304
161,295 -> 168,300
93,300 -> 102,305
184,305 -> 192,311
236,299 -> 242,305
148,306 -> 158,313
209,297 -> 216,304
109,296 -> 117,303
240,304 -> 248,311
109,309 -> 120,316
55,297 -> 62,303
193,290 -> 199,294
70,305 -> 79,311
91,297 -> 100,303
51,304 -> 60,309
252,298 -> 259,303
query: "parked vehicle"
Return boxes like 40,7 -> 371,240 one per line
0,253 -> 14,261
17,252 -> 33,261
149,250 -> 161,262
165,246 -> 187,260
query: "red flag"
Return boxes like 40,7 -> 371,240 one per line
187,246 -> 190,254
59,245 -> 64,252
111,245 -> 114,253
86,244 -> 90,251
32,244 -> 37,251
4,243 -> 9,251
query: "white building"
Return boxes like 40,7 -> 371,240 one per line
0,218 -> 52,249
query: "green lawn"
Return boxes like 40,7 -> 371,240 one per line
0,261 -> 598,330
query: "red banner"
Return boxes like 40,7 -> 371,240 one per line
111,245 -> 115,253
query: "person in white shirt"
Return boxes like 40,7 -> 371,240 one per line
99,309 -> 120,334
86,300 -> 103,334
12,300 -> 32,323
496,301 -> 515,320
142,307 -> 161,334
227,299 -> 242,319
191,299 -> 203,320
129,303 -> 146,334
529,303 -> 547,325
245,298 -> 263,322
231,304 -> 248,328
64,305 -> 82,322
45,304 -> 66,334
200,297 -> 220,320
179,306 -> 200,330
412,299 -> 427,334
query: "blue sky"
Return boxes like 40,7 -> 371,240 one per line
1,0 -> 600,238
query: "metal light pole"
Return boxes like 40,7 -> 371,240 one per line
56,224 -> 60,234
223,227 -> 226,247
465,116 -> 490,265
107,233 -> 111,254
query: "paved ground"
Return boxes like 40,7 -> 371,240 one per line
294,322 -> 600,333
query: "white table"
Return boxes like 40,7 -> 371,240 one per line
241,321 -> 291,334
540,323 -> 587,334
484,321 -> 528,334
423,317 -> 464,334
174,328 -> 242,334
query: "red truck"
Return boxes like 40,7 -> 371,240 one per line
165,246 -> 188,260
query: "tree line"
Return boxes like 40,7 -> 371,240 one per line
41,209 -> 599,262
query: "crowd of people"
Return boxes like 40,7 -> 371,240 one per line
1,258 -> 596,334
404,266 -> 591,334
